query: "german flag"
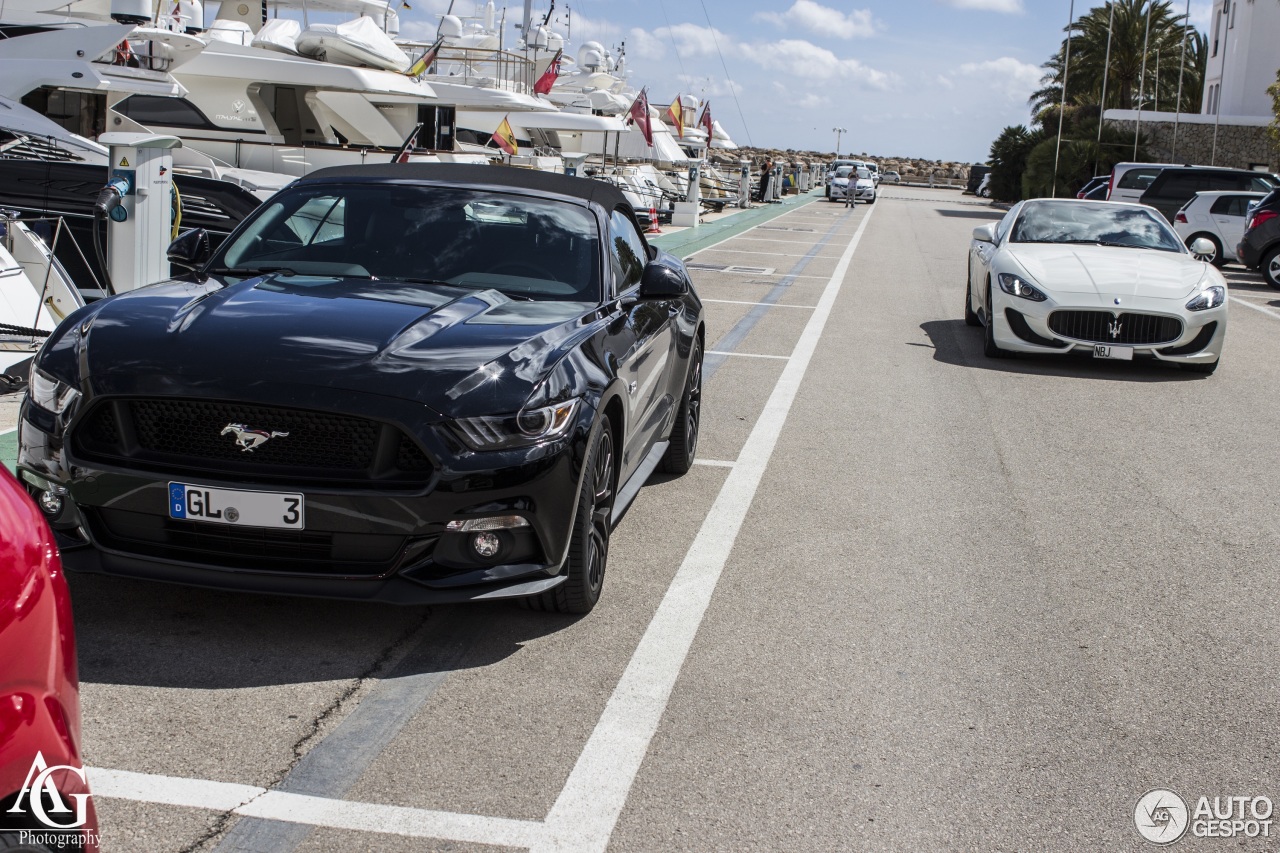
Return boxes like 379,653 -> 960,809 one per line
406,37 -> 443,78
491,115 -> 518,155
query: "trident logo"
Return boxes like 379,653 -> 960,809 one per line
221,423 -> 289,452
1108,319 -> 1123,340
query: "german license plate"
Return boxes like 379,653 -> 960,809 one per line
168,482 -> 304,529
1093,345 -> 1133,361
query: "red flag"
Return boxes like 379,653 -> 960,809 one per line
699,101 -> 713,138
666,95 -> 685,139
627,88 -> 653,147
491,115 -> 518,155
533,48 -> 562,96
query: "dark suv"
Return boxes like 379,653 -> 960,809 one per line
1140,167 -> 1279,222
1237,188 -> 1280,289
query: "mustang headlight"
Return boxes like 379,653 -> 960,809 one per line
453,398 -> 581,451
997,272 -> 1048,302
27,366 -> 79,415
1186,284 -> 1226,311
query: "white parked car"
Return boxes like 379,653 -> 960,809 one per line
849,168 -> 877,204
976,173 -> 992,198
828,165 -> 855,201
966,199 -> 1227,374
1173,190 -> 1268,266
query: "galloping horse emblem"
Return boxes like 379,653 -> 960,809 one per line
221,423 -> 289,452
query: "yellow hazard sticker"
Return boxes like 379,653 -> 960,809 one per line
119,157 -> 130,167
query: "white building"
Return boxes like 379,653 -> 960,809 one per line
1201,0 -> 1280,118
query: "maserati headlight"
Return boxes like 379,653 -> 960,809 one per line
1186,284 -> 1226,311
27,366 -> 79,415
453,398 -> 581,451
998,272 -> 1048,302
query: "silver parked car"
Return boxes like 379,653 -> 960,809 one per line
1173,190 -> 1268,266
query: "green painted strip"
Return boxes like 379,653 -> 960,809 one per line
1,430 -> 16,474
650,190 -> 822,258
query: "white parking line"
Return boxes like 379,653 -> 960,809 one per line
706,351 -> 791,360
0,427 -> 15,437
691,248 -> 845,260
88,768 -> 544,848
1230,296 -> 1280,321
534,199 -> 878,853
692,459 -> 736,468
702,299 -> 817,309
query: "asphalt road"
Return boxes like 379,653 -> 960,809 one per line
63,185 -> 1280,852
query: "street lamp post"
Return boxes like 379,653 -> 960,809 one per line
833,126 -> 847,158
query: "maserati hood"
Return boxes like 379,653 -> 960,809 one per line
1007,244 -> 1207,300
69,275 -> 594,418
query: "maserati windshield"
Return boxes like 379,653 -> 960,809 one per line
1010,200 -> 1184,252
213,184 -> 601,301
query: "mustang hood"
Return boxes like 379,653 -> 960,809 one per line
71,275 -> 596,418
1007,244 -> 1206,299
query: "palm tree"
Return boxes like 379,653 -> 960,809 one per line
1030,0 -> 1205,120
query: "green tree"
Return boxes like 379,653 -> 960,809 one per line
1031,0 -> 1205,121
988,125 -> 1044,202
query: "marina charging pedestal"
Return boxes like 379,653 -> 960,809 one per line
99,133 -> 183,291
672,162 -> 701,228
563,152 -> 589,178
739,161 -> 751,208
770,163 -> 783,202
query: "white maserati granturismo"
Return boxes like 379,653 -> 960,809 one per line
966,199 -> 1227,374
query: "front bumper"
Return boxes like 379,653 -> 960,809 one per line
18,394 -> 595,605
988,291 -> 1225,365
829,183 -> 850,199
853,186 -> 876,200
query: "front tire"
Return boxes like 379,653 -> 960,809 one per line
964,276 -> 981,327
983,279 -> 1008,358
659,339 -> 702,475
1186,232 -> 1225,267
525,418 -> 615,614
1263,246 -> 1280,290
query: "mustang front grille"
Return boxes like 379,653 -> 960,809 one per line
1047,310 -> 1183,346
72,398 -> 434,486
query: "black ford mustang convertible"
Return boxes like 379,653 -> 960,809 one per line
18,164 -> 704,613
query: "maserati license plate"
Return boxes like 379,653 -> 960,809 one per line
168,483 -> 304,529
1093,345 -> 1133,361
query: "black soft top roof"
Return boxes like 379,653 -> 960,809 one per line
296,163 -> 631,211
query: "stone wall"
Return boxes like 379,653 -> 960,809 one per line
1106,118 -> 1278,171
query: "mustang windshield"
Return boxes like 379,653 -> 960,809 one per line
214,184 -> 601,301
1009,200 -> 1184,252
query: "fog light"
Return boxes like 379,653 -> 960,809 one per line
38,490 -> 63,516
472,532 -> 501,558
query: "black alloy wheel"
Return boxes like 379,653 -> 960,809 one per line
660,339 -> 703,474
964,275 -> 981,327
525,418 -> 615,614
1186,233 -> 1224,267
983,279 -> 1008,358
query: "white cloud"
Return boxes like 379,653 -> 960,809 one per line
748,38 -> 894,89
949,56 -> 1042,101
1188,0 -> 1213,32
797,92 -> 830,109
653,22 -> 732,57
754,1 -> 881,39
939,0 -> 1024,13
677,74 -> 743,98
569,11 -> 622,44
627,27 -> 666,61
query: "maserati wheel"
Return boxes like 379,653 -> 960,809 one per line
660,340 -> 703,475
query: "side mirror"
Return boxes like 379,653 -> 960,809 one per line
637,260 -> 689,299
972,223 -> 998,244
167,228 -> 211,271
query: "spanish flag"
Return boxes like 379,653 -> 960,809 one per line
666,95 -> 684,139
491,115 -> 518,155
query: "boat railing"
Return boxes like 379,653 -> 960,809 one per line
409,44 -> 539,94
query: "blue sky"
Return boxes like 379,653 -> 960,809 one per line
401,1 -> 1213,163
